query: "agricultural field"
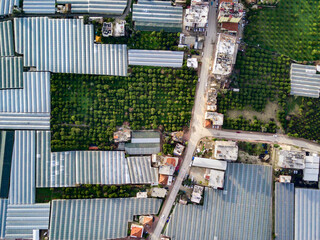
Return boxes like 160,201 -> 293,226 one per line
245,0 -> 320,61
217,46 -> 290,132
51,66 -> 197,151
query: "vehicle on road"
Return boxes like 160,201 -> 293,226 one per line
236,131 -> 241,133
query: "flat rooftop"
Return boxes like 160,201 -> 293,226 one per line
212,33 -> 237,76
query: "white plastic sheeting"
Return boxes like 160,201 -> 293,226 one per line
127,156 -> 158,184
192,157 -> 227,170
8,131 -> 36,205
14,17 -> 128,76
0,72 -> 50,113
0,0 -> 18,16
49,198 -> 162,240
0,57 -> 23,89
23,0 -> 55,14
0,21 -> 14,56
0,113 -> 50,130
57,0 -> 127,14
128,49 -> 184,68
295,188 -> 320,240
5,203 -> 50,239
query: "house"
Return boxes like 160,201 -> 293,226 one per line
191,185 -> 204,203
218,1 -> 244,23
204,112 -> 224,129
159,165 -> 175,176
214,141 -> 238,161
208,169 -> 225,189
139,215 -> 154,227
173,143 -> 185,156
130,224 -> 144,238
151,187 -> 167,198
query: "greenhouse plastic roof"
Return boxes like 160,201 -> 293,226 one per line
0,0 -> 18,16
0,72 -> 50,113
38,151 -> 132,187
275,183 -> 294,240
127,156 -> 158,184
0,113 -> 50,130
57,0 -> 127,14
165,163 -> 272,240
8,131 -> 36,205
0,131 -> 14,198
0,199 -> 7,238
125,143 -> 161,155
0,21 -> 14,56
49,198 -> 162,240
23,0 -> 55,14
133,0 -> 183,32
295,188 -> 320,240
35,131 -> 51,188
75,151 -> 130,185
4,203 -> 50,239
128,49 -> 184,68
290,63 -> 320,98
14,17 -> 128,76
0,57 -> 23,89
48,152 -> 76,187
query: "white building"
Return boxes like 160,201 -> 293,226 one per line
214,141 -> 238,161
303,154 -> 319,182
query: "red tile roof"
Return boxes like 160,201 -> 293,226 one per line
131,225 -> 143,238
221,22 -> 238,32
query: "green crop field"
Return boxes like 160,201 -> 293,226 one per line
245,0 -> 320,61
50,66 -> 197,151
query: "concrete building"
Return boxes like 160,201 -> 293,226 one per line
184,3 -> 209,33
212,33 -> 238,76
191,185 -> 204,203
205,112 -> 224,129
151,187 -> 167,198
278,150 -> 305,169
214,141 -> 238,161
218,1 -> 244,23
208,169 -> 225,189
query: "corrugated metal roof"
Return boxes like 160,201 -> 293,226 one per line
0,72 -> 50,113
9,131 -> 36,205
36,131 -> 51,188
0,21 -> 14,56
5,203 -> 50,239
0,113 -> 50,130
128,49 -> 184,68
125,143 -> 161,155
23,0 -> 55,14
295,188 -> 320,240
0,0 -> 18,16
0,57 -> 23,89
275,183 -> 294,240
57,0 -> 127,14
14,17 -> 128,76
133,0 -> 183,32
0,199 -> 8,238
0,131 -> 14,198
50,152 -> 76,187
127,156 -> 158,184
290,63 -> 320,98
192,157 -> 227,170
165,163 -> 272,240
49,198 -> 162,240
76,151 -> 130,185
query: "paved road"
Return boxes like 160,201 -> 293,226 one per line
150,3 -> 218,239
151,2 -> 320,239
